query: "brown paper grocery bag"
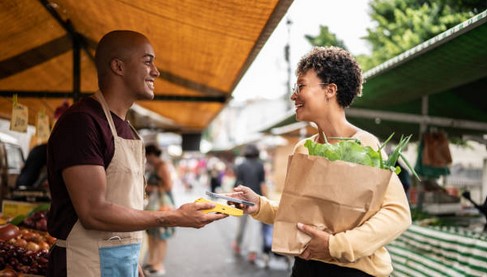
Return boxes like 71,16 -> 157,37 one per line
272,153 -> 392,256
422,131 -> 452,167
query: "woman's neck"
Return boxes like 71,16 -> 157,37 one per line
315,120 -> 358,144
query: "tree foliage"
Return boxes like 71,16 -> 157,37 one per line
305,0 -> 487,70
304,26 -> 348,50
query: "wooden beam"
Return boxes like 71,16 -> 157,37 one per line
0,91 -> 227,103
0,35 -> 71,79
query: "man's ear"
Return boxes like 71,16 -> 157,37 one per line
110,58 -> 124,76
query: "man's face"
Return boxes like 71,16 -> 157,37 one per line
122,40 -> 160,101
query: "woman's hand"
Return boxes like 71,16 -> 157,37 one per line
296,222 -> 332,261
229,185 -> 261,215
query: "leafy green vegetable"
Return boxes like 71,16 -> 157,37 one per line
8,203 -> 50,226
9,214 -> 27,226
27,203 -> 50,217
304,133 -> 420,180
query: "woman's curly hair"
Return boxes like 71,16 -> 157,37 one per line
296,46 -> 363,108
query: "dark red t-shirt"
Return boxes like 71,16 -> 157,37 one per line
46,96 -> 136,276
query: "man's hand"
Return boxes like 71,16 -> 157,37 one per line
165,202 -> 227,228
296,222 -> 332,261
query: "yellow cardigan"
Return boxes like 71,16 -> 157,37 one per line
252,130 -> 411,277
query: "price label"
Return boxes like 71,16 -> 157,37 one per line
36,112 -> 50,144
10,102 -> 28,132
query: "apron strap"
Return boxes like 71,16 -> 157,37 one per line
94,91 -> 118,138
94,91 -> 141,141
56,239 -> 67,248
128,121 -> 141,140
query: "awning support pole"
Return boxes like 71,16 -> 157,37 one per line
417,95 -> 429,210
420,95 -> 429,135
72,29 -> 81,103
483,158 -> 487,207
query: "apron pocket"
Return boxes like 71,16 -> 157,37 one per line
98,238 -> 141,277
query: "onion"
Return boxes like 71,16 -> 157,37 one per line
26,241 -> 40,252
0,224 -> 20,242
0,267 -> 18,276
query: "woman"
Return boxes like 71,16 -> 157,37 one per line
144,144 -> 175,276
233,46 -> 411,277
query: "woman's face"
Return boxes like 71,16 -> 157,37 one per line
290,70 -> 327,122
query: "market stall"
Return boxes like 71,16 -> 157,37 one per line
0,0 -> 293,275
388,224 -> 487,276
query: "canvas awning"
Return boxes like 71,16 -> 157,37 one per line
0,0 -> 293,133
265,10 -> 487,142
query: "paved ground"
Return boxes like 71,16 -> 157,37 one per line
141,182 -> 294,277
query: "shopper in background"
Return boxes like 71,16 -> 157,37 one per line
396,160 -> 411,195
143,144 -> 175,276
207,156 -> 225,193
47,30 -> 226,277
232,144 -> 267,263
15,143 -> 47,189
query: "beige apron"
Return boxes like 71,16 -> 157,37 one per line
56,91 -> 145,277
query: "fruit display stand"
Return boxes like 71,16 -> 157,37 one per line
0,201 -> 54,276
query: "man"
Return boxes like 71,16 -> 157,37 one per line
47,30 -> 226,277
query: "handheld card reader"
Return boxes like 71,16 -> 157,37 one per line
194,198 -> 243,217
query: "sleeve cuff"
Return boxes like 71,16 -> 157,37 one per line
251,196 -> 277,225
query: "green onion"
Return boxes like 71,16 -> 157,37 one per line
304,133 -> 420,180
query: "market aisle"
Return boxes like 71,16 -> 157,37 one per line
141,179 -> 292,277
